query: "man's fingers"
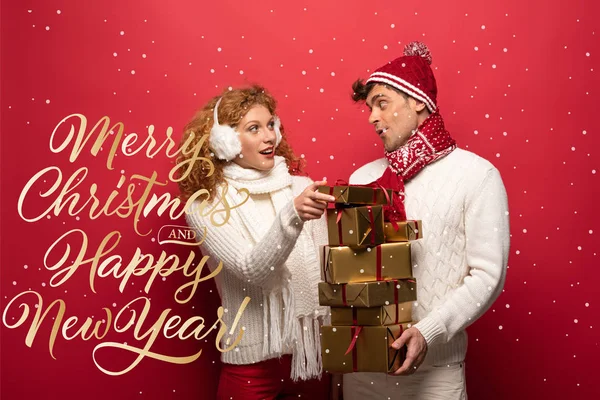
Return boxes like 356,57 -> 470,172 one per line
391,330 -> 410,350
392,354 -> 416,376
388,328 -> 427,375
390,330 -> 417,375
401,347 -> 421,375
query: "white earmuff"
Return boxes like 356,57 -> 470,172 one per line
209,97 -> 242,161
274,116 -> 282,146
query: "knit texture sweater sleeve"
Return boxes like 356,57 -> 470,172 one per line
186,198 -> 305,291
414,167 -> 510,346
291,176 -> 329,249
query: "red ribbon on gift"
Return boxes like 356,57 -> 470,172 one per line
344,326 -> 363,373
341,284 -> 348,307
411,221 -> 422,239
368,181 -> 392,206
352,308 -> 358,326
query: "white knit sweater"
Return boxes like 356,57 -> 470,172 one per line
185,168 -> 328,371
349,148 -> 510,366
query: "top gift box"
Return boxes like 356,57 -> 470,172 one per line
317,184 -> 393,206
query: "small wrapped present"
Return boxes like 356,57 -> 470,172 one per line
321,323 -> 412,373
318,279 -> 417,307
317,184 -> 392,206
326,205 -> 385,247
321,242 -> 412,284
330,302 -> 413,326
384,221 -> 423,242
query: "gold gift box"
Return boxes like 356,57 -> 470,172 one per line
384,220 -> 423,242
326,206 -> 385,247
318,280 -> 417,307
321,242 -> 412,284
321,323 -> 412,373
330,302 -> 413,326
317,185 -> 392,206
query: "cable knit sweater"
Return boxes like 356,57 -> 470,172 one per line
349,148 -> 510,367
185,167 -> 329,373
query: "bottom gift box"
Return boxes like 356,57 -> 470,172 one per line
321,322 -> 413,373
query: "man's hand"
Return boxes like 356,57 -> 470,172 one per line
390,327 -> 428,375
293,180 -> 335,221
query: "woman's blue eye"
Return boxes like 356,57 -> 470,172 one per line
379,101 -> 388,109
268,121 -> 275,129
249,125 -> 259,132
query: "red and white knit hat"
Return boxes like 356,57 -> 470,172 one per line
366,41 -> 438,113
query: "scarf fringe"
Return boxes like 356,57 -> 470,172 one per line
290,316 -> 323,381
280,285 -> 293,345
269,291 -> 283,353
262,287 -> 323,381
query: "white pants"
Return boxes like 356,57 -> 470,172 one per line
343,362 -> 467,400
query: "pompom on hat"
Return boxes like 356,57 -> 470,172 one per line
366,41 -> 438,113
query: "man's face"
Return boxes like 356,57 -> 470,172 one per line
366,85 -> 421,152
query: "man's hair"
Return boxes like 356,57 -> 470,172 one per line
351,79 -> 409,103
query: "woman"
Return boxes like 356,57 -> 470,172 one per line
178,85 -> 335,399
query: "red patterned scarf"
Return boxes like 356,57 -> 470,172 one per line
375,111 -> 457,222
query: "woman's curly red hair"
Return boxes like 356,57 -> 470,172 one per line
177,85 -> 305,199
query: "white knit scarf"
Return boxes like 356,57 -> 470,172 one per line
222,156 -> 326,381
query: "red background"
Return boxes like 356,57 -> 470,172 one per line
1,0 -> 599,399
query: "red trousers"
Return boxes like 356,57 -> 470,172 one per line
217,355 -> 331,400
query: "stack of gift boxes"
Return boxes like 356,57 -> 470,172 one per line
316,184 -> 423,374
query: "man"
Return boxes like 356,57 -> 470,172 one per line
344,41 -> 510,399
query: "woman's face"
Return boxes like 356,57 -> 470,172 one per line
232,105 -> 277,170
